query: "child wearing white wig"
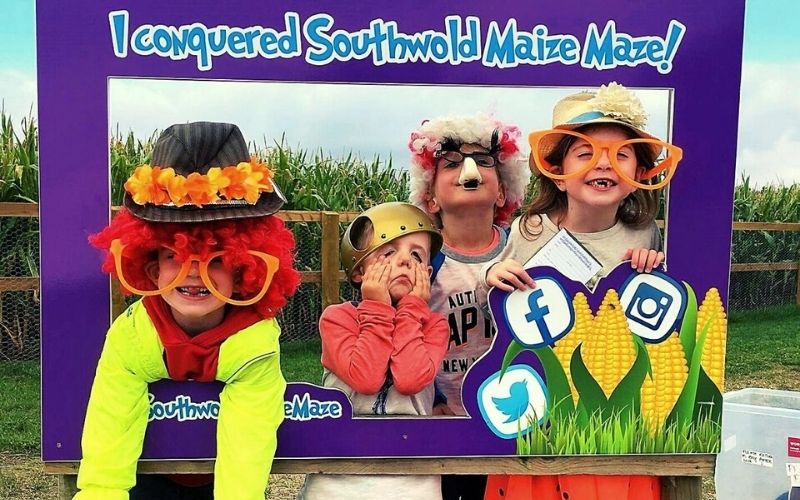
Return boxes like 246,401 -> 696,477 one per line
408,114 -> 531,500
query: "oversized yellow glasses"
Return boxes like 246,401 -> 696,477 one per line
110,239 -> 279,306
528,129 -> 683,190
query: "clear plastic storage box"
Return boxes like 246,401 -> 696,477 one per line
716,388 -> 800,500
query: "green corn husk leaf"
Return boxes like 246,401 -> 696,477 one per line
679,282 -> 698,360
570,344 -> 608,416
693,366 -> 723,423
500,340 -> 575,420
574,398 -> 590,428
607,337 -> 651,425
532,345 -> 575,418
499,339 -> 525,380
668,308 -> 717,428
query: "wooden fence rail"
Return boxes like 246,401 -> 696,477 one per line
2,203 -> 800,305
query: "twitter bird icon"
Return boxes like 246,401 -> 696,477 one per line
478,365 -> 547,439
492,380 -> 529,423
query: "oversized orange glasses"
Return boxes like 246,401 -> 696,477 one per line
528,129 -> 683,190
110,239 -> 279,306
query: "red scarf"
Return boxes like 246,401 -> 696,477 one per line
143,296 -> 262,382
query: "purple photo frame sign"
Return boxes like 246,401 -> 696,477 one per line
37,0 -> 745,461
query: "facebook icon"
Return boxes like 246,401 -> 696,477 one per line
525,289 -> 552,342
503,277 -> 573,348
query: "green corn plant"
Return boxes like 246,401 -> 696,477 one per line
109,127 -> 158,205
730,174 -> 800,309
0,108 -> 39,203
0,109 -> 40,359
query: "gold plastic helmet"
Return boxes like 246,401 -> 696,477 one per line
341,202 -> 443,283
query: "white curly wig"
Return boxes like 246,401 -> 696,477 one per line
408,114 -> 530,227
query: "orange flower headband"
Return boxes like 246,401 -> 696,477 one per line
124,157 -> 275,207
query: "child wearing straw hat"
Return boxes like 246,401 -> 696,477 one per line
479,82 -> 682,500
74,122 -> 300,500
298,202 -> 449,500
408,114 -> 531,500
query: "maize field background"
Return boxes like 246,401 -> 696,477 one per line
1,112 -> 798,361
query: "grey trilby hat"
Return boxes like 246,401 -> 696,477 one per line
122,121 -> 286,223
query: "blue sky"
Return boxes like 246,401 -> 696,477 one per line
2,0 -> 799,185
741,0 -> 798,62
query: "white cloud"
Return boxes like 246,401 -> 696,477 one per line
0,68 -> 37,121
109,79 -> 671,166
736,61 -> 800,186
738,129 -> 800,186
8,66 -> 793,187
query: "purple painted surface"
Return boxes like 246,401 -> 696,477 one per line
37,0 -> 744,460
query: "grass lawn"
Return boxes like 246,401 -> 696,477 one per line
0,361 -> 39,454
0,305 -> 797,499
282,338 -> 322,384
0,362 -> 53,499
724,304 -> 800,391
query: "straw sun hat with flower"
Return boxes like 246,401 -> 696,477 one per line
122,121 -> 286,223
536,82 -> 664,162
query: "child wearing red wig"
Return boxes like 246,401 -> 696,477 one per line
74,122 -> 300,500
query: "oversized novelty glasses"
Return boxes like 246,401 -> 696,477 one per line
528,130 -> 683,190
110,239 -> 279,306
435,149 -> 497,169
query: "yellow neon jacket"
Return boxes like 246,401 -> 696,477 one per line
74,300 -> 286,500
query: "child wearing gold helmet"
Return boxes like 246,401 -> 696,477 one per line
298,202 -> 449,500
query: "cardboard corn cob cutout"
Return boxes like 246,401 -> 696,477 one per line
484,267 -> 728,454
475,82 -> 730,459
581,290 -> 637,399
552,292 -> 591,404
641,332 -> 689,433
697,288 -> 727,391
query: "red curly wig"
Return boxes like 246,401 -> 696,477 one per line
89,209 -> 300,319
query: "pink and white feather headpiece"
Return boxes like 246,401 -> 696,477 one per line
408,114 -> 530,227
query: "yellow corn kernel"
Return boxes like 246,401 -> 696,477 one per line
554,292 -> 593,404
641,331 -> 689,433
582,289 -> 637,398
696,287 -> 727,391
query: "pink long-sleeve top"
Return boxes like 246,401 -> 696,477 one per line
320,295 -> 449,396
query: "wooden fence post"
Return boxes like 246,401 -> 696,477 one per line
57,474 -> 79,499
320,211 -> 342,310
661,476 -> 702,500
796,262 -> 800,306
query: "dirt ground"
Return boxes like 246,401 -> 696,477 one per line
0,453 -> 57,500
268,474 -> 306,499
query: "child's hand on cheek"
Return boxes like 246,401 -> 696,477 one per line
624,248 -> 665,273
486,258 -> 536,292
361,256 -> 392,304
409,261 -> 431,303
